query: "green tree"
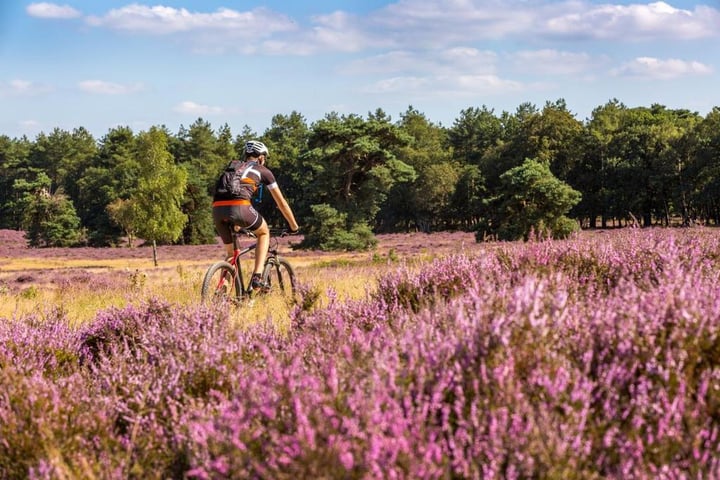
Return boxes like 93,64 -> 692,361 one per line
298,203 -> 377,251
478,158 -> 581,241
22,190 -> 84,247
477,102 -> 539,200
602,104 -> 696,226
174,118 -> 226,244
380,106 -> 449,232
11,171 -> 52,230
106,198 -> 137,247
686,107 -> 720,224
259,112 -> 310,227
75,126 -> 139,246
0,135 -> 33,229
181,163 -> 216,245
130,127 -> 188,265
29,127 -> 97,201
577,99 -> 626,228
301,110 -> 413,249
448,105 -> 503,165
449,164 -> 486,228
412,161 -> 460,231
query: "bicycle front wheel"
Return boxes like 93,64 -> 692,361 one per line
261,257 -> 297,304
201,261 -> 241,304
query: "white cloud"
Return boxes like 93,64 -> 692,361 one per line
0,79 -> 53,96
364,76 -> 431,93
613,57 -> 713,79
372,0 -> 719,47
448,74 -> 524,93
376,0 -> 536,41
343,51 -> 426,74
354,46 -> 524,98
241,11 -> 380,55
344,48 -> 497,75
440,47 -> 498,72
304,11 -> 378,52
543,1 -> 718,40
510,49 -> 600,75
78,80 -> 145,95
20,120 -> 41,128
26,2 -> 81,19
30,1 -> 720,57
173,101 -> 226,115
85,5 -> 296,37
364,72 -> 522,96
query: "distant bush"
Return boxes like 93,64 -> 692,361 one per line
298,203 -> 378,251
22,192 -> 86,248
476,158 -> 581,242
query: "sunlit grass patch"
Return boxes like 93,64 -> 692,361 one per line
0,232 -> 479,326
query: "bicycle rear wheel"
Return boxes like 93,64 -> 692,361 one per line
201,261 -> 241,304
261,257 -> 297,304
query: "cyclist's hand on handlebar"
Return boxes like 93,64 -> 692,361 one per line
288,227 -> 300,235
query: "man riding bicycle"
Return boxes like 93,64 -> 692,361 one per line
212,140 -> 299,290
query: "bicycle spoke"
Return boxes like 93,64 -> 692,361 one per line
262,258 -> 297,304
201,262 -> 241,304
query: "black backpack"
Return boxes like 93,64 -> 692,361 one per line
214,161 -> 246,200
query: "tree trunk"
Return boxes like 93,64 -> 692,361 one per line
152,239 -> 158,267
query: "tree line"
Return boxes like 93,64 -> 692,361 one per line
1,98 -> 719,251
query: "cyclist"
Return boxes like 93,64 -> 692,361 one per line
212,140 -> 299,290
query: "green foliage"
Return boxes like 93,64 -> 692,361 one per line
450,164 -> 486,227
448,105 -> 504,165
22,191 -> 85,247
687,107 -> 720,224
19,286 -> 39,299
378,107 -> 452,231
303,110 -> 414,227
477,158 -> 581,241
299,203 -> 377,251
132,127 -> 189,245
0,135 -> 33,229
3,100 -> 720,242
76,126 -> 139,246
174,119 -> 232,244
411,161 -> 460,230
257,112 -> 310,226
106,198 -> 137,247
11,171 -> 52,232
29,128 -> 97,198
180,163 -> 216,245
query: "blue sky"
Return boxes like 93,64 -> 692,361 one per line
1,1 -> 718,139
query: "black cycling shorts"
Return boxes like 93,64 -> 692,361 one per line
212,204 -> 263,244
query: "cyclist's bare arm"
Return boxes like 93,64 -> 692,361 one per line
269,186 -> 299,231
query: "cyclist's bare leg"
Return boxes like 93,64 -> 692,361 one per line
223,243 -> 234,259
252,219 -> 270,275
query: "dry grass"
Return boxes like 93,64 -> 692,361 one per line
0,230 -> 481,325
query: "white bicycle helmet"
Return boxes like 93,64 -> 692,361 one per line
245,140 -> 269,157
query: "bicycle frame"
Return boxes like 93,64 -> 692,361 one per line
223,227 -> 284,297
228,236 -> 256,295
201,226 -> 296,305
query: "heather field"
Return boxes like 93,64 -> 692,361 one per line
1,228 -> 720,478
0,229 -> 469,325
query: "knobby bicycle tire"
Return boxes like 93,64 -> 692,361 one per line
200,261 -> 242,304
261,257 -> 297,304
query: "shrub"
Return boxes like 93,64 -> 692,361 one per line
298,204 -> 377,251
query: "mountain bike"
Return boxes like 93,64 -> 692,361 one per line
200,226 -> 297,306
